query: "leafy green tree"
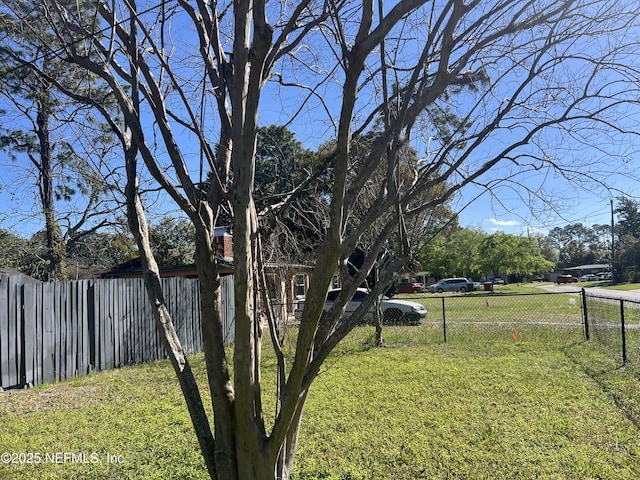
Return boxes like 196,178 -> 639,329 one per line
0,229 -> 28,270
547,223 -> 606,268
614,198 -> 640,278
149,217 -> 197,266
533,233 -> 560,266
479,232 -> 554,280
615,198 -> 640,239
618,238 -> 640,281
419,227 -> 485,279
0,227 -> 136,280
67,228 -> 137,278
255,125 -> 316,208
254,125 -> 327,264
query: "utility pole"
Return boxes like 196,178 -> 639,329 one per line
611,198 -> 616,285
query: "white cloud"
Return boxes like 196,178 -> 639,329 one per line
486,218 -> 520,227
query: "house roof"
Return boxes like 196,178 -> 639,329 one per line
0,268 -> 41,283
101,258 -> 234,279
101,258 -> 313,279
563,264 -> 609,271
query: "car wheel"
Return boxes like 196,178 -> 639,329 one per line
383,308 -> 403,325
412,288 -> 418,294
459,287 -> 467,292
436,288 -> 443,293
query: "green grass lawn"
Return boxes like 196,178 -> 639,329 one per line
1,333 -> 639,479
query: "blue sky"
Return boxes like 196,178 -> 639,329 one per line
2,112 -> 637,239
2,1 -> 639,241
456,186 -> 622,236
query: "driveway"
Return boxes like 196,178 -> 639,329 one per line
538,284 -> 640,302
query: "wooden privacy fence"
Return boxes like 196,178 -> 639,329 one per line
0,274 -> 235,390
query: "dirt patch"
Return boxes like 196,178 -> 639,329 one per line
0,383 -> 109,416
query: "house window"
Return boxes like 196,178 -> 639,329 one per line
295,274 -> 306,298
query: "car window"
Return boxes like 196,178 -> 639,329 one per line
353,291 -> 368,301
326,291 -> 339,301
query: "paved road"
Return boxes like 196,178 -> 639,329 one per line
538,284 -> 640,302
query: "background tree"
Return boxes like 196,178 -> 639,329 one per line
0,228 -> 28,271
479,232 -> 555,282
66,227 -> 137,278
12,1 -> 640,479
547,223 -> 603,268
615,198 -> 640,239
534,233 -> 560,267
419,227 -> 484,279
0,0 -> 119,280
253,125 -> 328,264
149,216 -> 197,266
615,198 -> 640,280
0,226 -> 136,280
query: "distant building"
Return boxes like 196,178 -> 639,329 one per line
550,264 -> 609,282
101,229 -> 312,318
0,268 -> 41,283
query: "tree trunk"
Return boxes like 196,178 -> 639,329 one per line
36,91 -> 66,281
194,232 -> 238,479
375,296 -> 384,347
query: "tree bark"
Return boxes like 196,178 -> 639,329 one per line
194,230 -> 238,479
36,90 -> 66,281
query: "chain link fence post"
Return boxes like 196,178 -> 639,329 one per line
581,288 -> 589,341
619,299 -> 627,365
442,297 -> 447,343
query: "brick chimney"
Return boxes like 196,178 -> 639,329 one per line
213,227 -> 233,261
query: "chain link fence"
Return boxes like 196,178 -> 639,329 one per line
583,292 -> 640,365
275,289 -> 639,365
405,291 -> 586,346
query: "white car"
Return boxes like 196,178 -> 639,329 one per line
295,288 -> 427,325
578,274 -> 599,282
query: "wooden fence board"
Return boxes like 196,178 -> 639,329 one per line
66,282 -> 75,380
113,280 -> 121,368
133,279 -> 142,363
31,283 -> 42,387
0,276 -> 9,388
106,280 -> 115,370
97,280 -> 105,370
42,284 -> 55,384
221,275 -> 235,344
79,280 -> 90,376
23,283 -> 37,387
52,282 -> 59,382
22,284 -> 34,387
7,276 -> 19,387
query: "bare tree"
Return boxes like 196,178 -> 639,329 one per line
7,0 -> 640,478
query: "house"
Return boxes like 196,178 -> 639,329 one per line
101,229 -> 312,319
550,264 -> 609,282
